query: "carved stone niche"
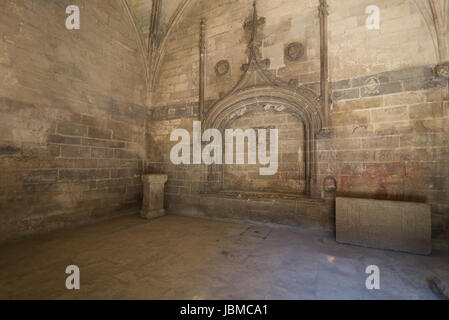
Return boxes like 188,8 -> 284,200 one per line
200,0 -> 324,199
202,85 -> 324,198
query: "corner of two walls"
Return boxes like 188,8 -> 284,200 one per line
0,0 -> 148,243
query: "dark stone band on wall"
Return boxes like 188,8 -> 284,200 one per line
332,65 -> 448,101
149,65 -> 448,122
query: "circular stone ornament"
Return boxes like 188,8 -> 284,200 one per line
285,42 -> 305,62
364,76 -> 380,94
215,60 -> 230,76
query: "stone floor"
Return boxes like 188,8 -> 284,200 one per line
0,214 -> 448,300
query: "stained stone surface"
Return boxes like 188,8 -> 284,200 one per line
0,214 -> 448,300
336,198 -> 432,255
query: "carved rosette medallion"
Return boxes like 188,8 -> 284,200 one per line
285,42 -> 305,62
215,60 -> 230,76
364,76 -> 380,94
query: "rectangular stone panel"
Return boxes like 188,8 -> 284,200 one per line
336,197 -> 431,255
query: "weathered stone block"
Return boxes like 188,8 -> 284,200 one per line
361,82 -> 403,97
91,147 -> 113,159
111,168 -> 139,179
115,149 -> 139,160
59,169 -> 110,181
0,144 -> 21,155
403,77 -> 448,92
141,174 -> 168,220
22,170 -> 58,183
47,134 -> 81,145
88,127 -> 112,140
57,122 -> 87,137
336,197 -> 431,255
332,79 -> 351,90
61,145 -> 90,158
73,159 -> 98,169
409,103 -> 444,120
333,88 -> 360,101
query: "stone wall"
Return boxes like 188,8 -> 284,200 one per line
0,0 -> 147,242
147,0 -> 449,243
223,107 -> 305,194
1,0 -> 447,244
325,67 -> 449,242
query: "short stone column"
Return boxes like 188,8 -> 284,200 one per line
141,174 -> 168,220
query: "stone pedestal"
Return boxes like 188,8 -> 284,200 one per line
141,174 -> 168,220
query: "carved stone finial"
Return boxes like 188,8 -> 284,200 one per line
243,0 -> 265,64
199,18 -> 206,51
318,0 -> 329,16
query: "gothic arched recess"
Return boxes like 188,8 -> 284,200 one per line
201,2 -> 324,197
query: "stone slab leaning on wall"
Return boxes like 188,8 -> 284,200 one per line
336,197 -> 432,255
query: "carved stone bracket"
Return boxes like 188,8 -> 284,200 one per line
434,62 -> 449,78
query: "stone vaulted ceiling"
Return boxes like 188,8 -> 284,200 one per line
122,0 -> 449,95
415,0 -> 449,63
126,0 -> 186,50
124,0 -> 448,62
